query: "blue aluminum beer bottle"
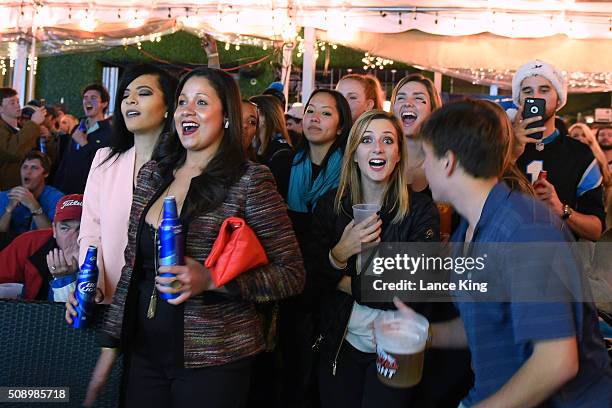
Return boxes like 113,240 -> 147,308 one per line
76,119 -> 87,151
38,137 -> 46,153
72,246 -> 99,328
158,196 -> 184,300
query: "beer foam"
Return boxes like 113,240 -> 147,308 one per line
374,315 -> 428,354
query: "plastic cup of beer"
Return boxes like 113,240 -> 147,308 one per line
352,204 -> 381,226
374,310 -> 429,388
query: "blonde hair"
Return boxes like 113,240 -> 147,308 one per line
335,110 -> 409,224
569,122 -> 592,138
338,74 -> 385,111
569,123 -> 612,188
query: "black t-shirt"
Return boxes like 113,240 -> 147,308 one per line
517,131 -> 606,230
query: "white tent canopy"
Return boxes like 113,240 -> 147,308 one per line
0,0 -> 611,94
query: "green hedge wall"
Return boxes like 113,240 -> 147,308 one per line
35,31 -> 277,114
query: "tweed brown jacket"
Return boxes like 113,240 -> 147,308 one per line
101,160 -> 305,367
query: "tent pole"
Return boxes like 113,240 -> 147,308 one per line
12,39 -> 28,107
281,42 -> 294,111
26,30 -> 37,102
301,27 -> 316,104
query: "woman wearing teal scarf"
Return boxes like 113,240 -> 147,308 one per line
279,89 -> 352,408
287,89 -> 352,214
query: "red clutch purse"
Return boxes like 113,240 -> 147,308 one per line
205,217 -> 269,287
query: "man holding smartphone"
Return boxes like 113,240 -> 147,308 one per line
512,60 -> 605,241
0,88 -> 46,191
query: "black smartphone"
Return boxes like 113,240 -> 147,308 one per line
522,98 -> 546,140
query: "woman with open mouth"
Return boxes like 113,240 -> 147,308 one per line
64,63 -> 178,406
309,110 -> 468,407
391,74 -> 443,193
97,67 -> 304,408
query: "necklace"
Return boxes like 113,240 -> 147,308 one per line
147,185 -> 171,319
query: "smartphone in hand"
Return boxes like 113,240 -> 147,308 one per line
522,98 -> 546,140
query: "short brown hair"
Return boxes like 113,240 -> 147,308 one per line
420,99 -> 512,179
20,150 -> 51,174
82,84 -> 110,114
0,87 -> 17,105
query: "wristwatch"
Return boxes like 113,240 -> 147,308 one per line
31,206 -> 44,216
561,204 -> 573,220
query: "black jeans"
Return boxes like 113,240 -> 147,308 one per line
124,349 -> 253,408
319,342 -> 414,408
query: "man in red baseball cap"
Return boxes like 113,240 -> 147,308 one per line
0,194 -> 83,301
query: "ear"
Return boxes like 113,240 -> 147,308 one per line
443,150 -> 457,177
366,99 -> 375,111
51,223 -> 57,239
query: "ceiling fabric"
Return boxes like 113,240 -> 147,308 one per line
0,1 -> 610,92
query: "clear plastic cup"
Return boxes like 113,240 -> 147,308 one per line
352,204 -> 382,226
374,310 -> 429,388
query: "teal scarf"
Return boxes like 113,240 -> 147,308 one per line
287,149 -> 342,213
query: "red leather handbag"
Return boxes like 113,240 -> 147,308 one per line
205,217 -> 269,287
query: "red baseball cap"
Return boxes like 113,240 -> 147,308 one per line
54,194 -> 83,223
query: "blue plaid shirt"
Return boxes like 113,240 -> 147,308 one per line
452,182 -> 612,407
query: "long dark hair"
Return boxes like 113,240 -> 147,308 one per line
295,89 -> 352,170
102,63 -> 178,165
249,94 -> 292,154
157,67 -> 247,217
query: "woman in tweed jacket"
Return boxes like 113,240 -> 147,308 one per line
99,67 -> 305,407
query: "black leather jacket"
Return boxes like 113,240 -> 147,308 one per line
308,187 -> 458,370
